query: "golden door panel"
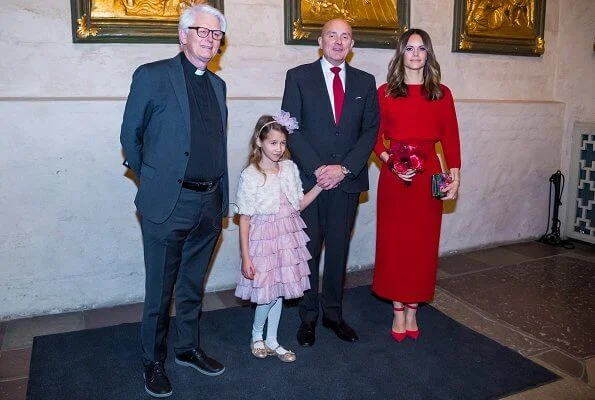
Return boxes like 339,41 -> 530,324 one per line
453,0 -> 546,56
71,0 -> 224,43
286,0 -> 410,49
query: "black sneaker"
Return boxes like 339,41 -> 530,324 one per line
143,361 -> 173,398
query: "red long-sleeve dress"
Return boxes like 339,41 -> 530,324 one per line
372,83 -> 461,302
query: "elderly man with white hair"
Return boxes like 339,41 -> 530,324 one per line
120,4 -> 228,397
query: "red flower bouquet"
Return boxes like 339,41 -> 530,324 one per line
387,142 -> 425,186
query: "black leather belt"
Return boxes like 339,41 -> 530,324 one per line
182,180 -> 217,192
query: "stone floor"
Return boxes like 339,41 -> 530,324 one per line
1,240 -> 594,400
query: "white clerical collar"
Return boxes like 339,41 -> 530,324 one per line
195,69 -> 206,76
320,57 -> 346,73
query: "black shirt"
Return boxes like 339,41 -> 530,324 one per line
181,53 -> 224,182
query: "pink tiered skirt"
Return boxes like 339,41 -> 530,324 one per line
235,194 -> 312,305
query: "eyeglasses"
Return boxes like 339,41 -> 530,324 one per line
188,26 -> 224,41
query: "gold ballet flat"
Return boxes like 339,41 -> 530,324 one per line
250,340 -> 268,359
265,344 -> 296,363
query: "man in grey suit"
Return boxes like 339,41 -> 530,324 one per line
282,19 -> 380,346
120,4 -> 228,398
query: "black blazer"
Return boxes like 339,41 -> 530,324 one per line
120,53 -> 229,224
281,59 -> 379,193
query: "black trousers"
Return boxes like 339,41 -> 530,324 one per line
140,183 -> 222,365
299,188 -> 359,324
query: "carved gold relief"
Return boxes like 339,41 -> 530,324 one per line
535,36 -> 544,54
292,20 -> 311,40
452,0 -> 546,56
76,15 -> 99,38
90,0 -> 203,19
459,34 -> 473,50
301,0 -> 398,28
466,0 -> 535,38
70,0 -> 223,42
285,0 -> 409,49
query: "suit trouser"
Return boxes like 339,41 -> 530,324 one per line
299,188 -> 359,324
140,183 -> 222,365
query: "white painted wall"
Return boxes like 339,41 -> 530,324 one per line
554,3 -> 595,235
0,0 -> 592,319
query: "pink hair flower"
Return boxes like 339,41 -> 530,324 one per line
273,110 -> 299,134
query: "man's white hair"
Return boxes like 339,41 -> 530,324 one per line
179,4 -> 227,32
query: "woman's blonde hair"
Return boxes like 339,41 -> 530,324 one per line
385,28 -> 443,100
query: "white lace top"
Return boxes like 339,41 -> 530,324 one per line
236,160 -> 305,215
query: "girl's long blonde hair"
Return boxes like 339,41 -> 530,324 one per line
247,115 -> 289,181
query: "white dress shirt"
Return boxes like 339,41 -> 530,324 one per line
320,57 -> 346,119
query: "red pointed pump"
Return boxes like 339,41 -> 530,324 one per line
405,304 -> 419,340
391,306 -> 406,342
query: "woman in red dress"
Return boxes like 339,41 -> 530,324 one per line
372,29 -> 461,342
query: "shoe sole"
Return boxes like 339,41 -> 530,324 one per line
174,358 -> 226,376
144,386 -> 173,398
297,337 -> 314,347
251,351 -> 268,359
143,373 -> 173,398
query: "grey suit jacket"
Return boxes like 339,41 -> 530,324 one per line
120,53 -> 229,224
281,59 -> 379,193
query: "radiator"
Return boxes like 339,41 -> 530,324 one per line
566,122 -> 595,244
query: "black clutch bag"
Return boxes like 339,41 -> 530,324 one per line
432,172 -> 452,198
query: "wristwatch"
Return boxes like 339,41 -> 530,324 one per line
341,165 -> 351,176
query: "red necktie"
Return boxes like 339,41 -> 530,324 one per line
330,66 -> 344,124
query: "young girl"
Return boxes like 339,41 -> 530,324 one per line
235,111 -> 322,362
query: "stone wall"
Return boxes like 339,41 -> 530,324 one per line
0,0 -> 592,319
